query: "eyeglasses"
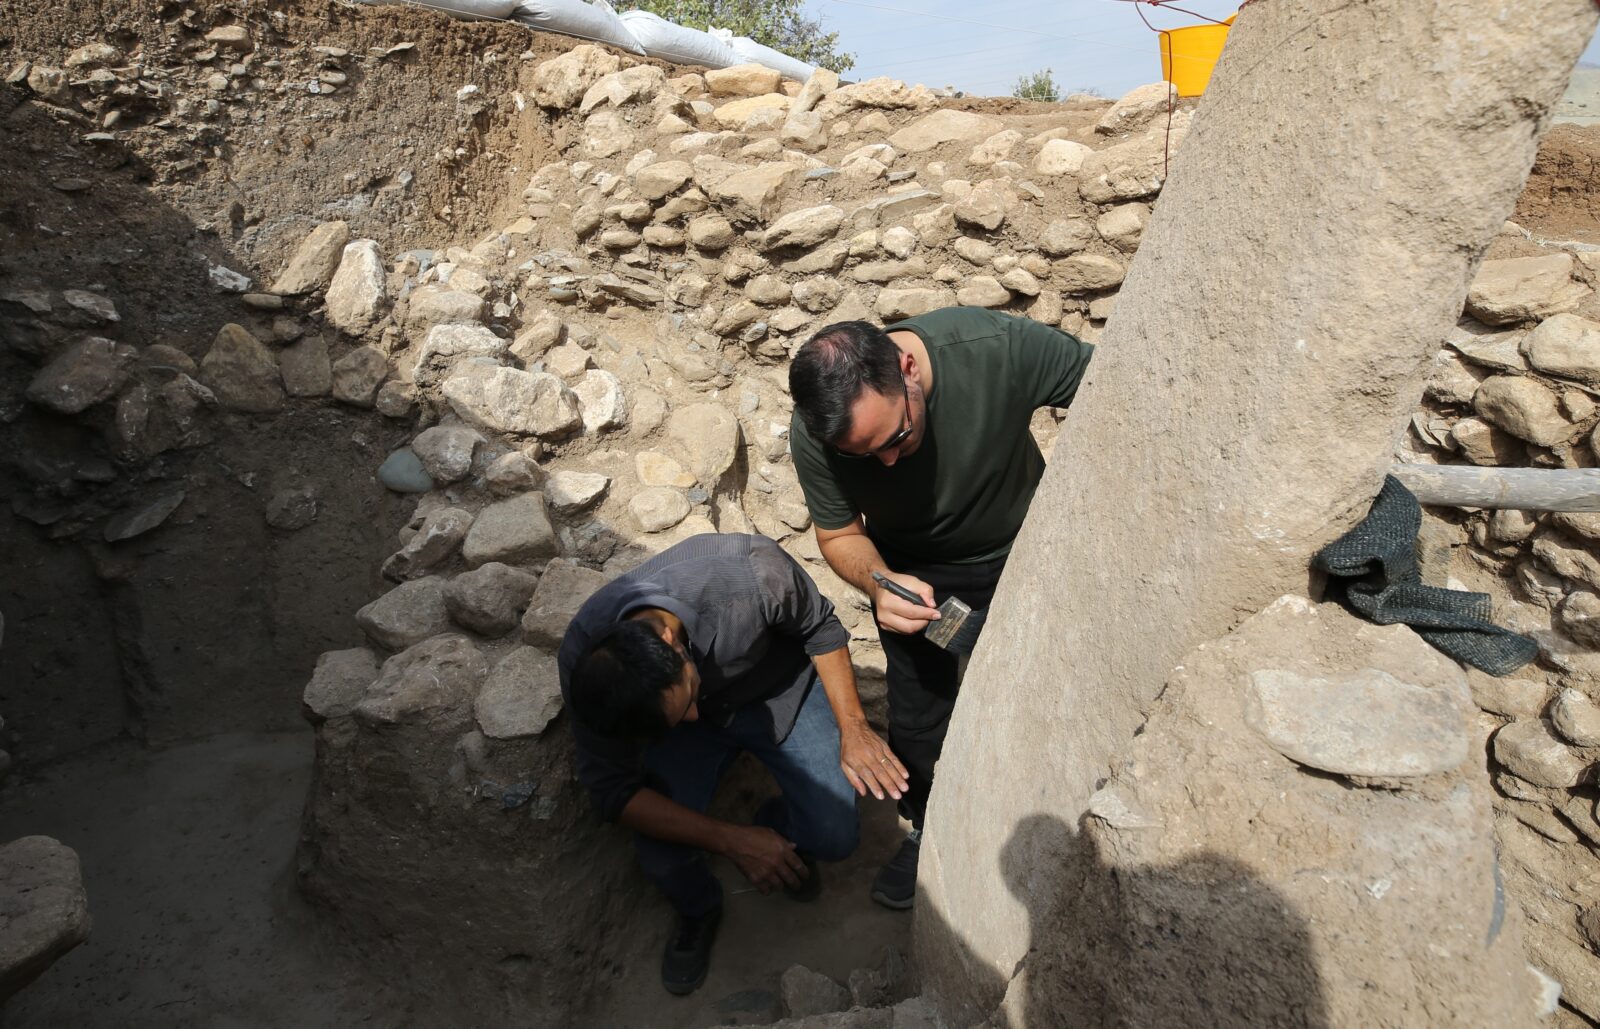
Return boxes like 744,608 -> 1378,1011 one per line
830,376 -> 913,460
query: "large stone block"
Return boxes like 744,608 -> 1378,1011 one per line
1465,255 -> 1589,326
1523,312 -> 1600,385
462,493 -> 558,568
578,64 -> 663,113
445,562 -> 538,638
1095,81 -> 1177,135
705,62 -> 781,97
521,558 -> 609,648
270,220 -> 350,295
381,507 -> 473,582
707,162 -> 806,223
888,109 -> 1003,153
355,577 -> 451,651
302,647 -> 380,722
918,1 -> 1597,1023
355,634 -> 486,727
26,336 -> 137,414
530,45 -> 623,109
666,402 -> 741,486
405,287 -> 486,335
199,324 -> 283,413
412,323 -> 506,385
324,240 -> 389,335
443,363 -> 581,439
760,205 -> 845,251
475,646 -> 563,739
1077,115 -> 1192,204
1473,374 -> 1577,446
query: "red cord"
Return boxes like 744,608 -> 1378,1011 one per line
1118,0 -> 1233,28
1123,0 -> 1197,180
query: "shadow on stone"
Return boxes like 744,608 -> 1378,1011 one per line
1006,813 -> 1328,1028
913,813 -> 1329,1027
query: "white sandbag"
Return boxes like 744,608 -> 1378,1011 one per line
619,10 -> 741,68
357,0 -> 516,20
510,0 -> 646,54
719,32 -> 816,82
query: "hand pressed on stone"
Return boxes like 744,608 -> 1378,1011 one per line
840,720 -> 908,801
723,825 -> 806,894
872,571 -> 939,635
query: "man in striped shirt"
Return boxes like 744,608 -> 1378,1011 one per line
559,532 -> 904,995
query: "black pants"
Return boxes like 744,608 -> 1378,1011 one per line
875,551 -> 1008,829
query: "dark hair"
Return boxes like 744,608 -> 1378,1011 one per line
569,620 -> 685,742
788,321 -> 903,444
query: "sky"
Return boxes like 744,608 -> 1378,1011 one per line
803,0 -> 1600,100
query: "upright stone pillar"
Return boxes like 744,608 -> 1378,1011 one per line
918,2 -> 1597,1024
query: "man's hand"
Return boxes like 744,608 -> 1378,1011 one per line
839,719 -> 909,801
721,825 -> 807,894
872,570 -> 940,635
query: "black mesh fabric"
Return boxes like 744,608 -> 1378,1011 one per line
1313,475 -> 1538,676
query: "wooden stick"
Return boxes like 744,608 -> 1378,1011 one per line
1388,464 -> 1600,511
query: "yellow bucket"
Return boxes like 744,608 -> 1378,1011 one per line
1159,15 -> 1233,97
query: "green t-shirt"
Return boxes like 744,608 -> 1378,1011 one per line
790,307 -> 1095,565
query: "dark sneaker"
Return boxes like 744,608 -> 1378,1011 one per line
785,856 -> 821,903
870,828 -> 921,910
661,906 -> 722,996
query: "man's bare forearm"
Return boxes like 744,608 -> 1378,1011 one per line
812,645 -> 867,729
619,788 -> 734,853
817,529 -> 890,597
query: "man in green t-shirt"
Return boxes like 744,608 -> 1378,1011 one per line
787,306 -> 1094,910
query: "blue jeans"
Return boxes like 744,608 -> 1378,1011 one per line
635,679 -> 860,917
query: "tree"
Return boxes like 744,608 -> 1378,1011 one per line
1013,68 -> 1060,102
614,0 -> 856,73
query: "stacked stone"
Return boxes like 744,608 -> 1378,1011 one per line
1396,242 -> 1600,1017
474,53 -> 1208,681
519,54 -> 1171,345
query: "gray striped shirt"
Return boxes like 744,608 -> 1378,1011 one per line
558,533 -> 850,822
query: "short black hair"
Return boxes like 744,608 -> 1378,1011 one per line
789,321 -> 902,444
569,619 -> 685,742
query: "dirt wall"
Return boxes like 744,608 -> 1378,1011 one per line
0,0 -> 614,760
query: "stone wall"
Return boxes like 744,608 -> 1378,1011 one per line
1406,249 -> 1600,1015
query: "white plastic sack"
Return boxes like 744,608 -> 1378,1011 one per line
357,0 -> 516,20
718,32 -> 816,82
511,0 -> 646,54
619,10 -> 741,69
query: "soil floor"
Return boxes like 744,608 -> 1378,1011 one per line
0,732 -> 911,1028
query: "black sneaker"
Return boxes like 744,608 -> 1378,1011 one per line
661,906 -> 722,996
785,856 -> 821,903
870,828 -> 921,910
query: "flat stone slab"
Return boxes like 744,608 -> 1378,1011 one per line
888,109 -> 1003,153
103,492 -> 185,542
1246,667 -> 1467,779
